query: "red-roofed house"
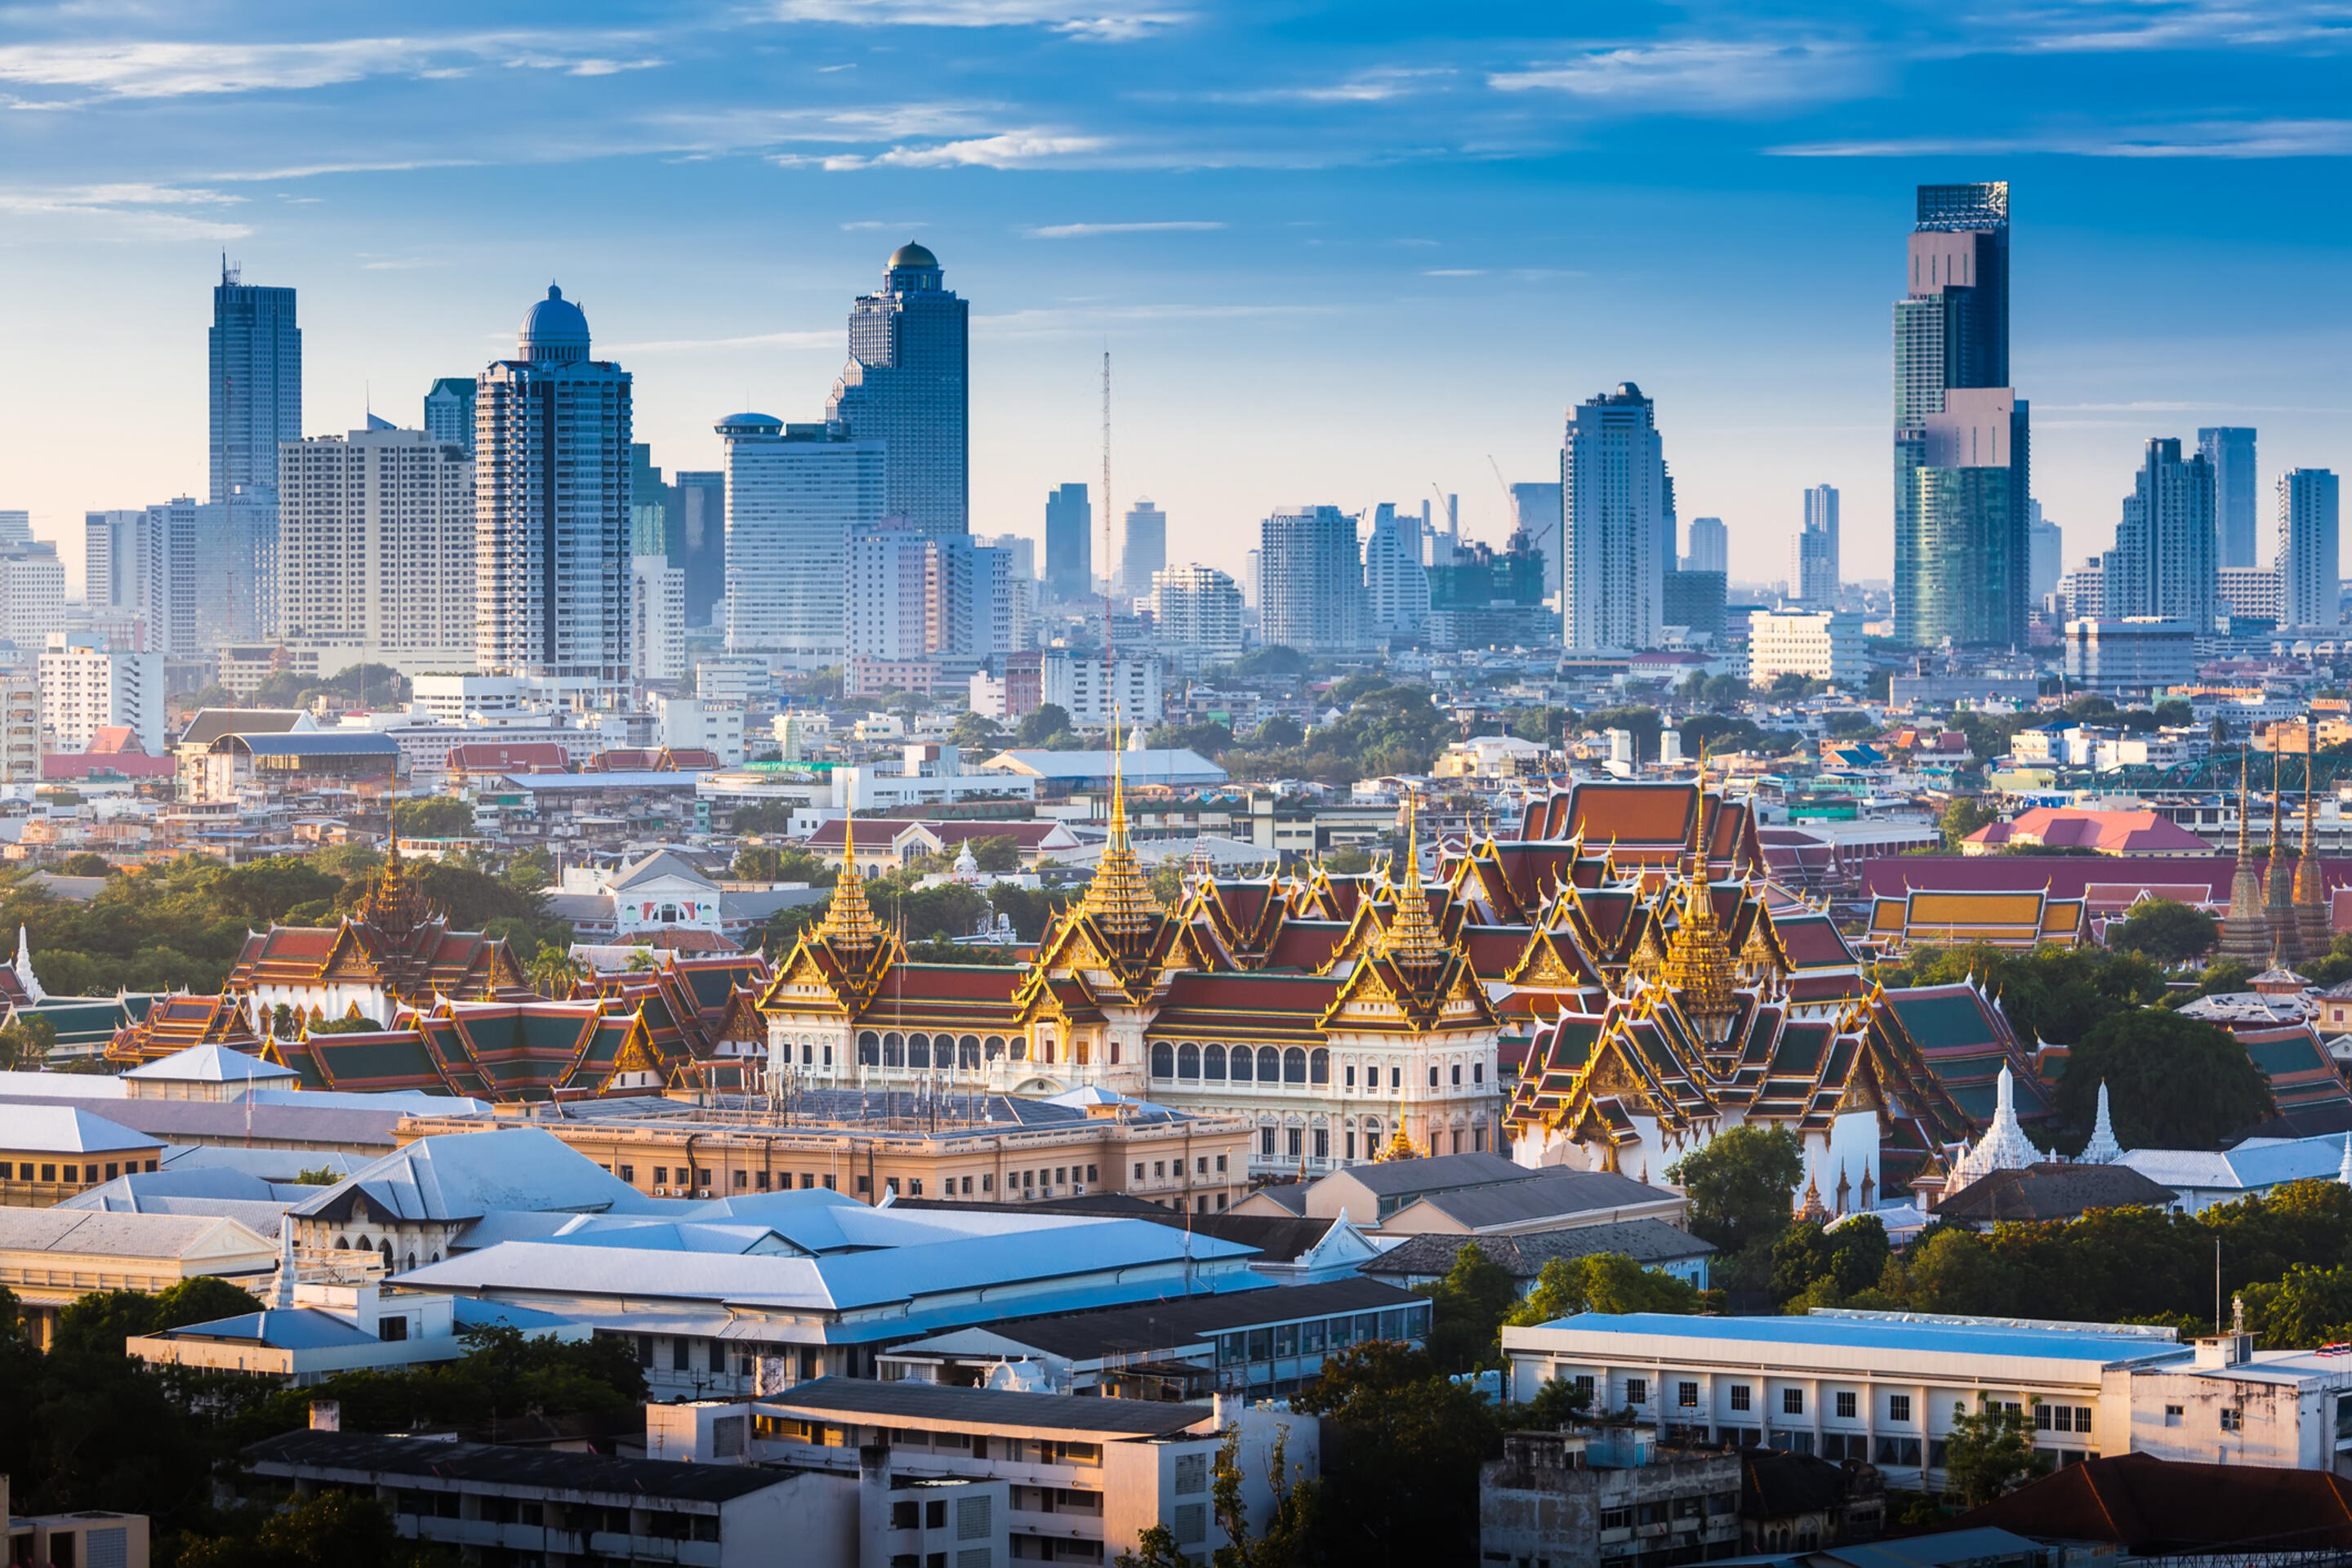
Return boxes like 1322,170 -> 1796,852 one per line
446,742 -> 569,779
1962,808 -> 2212,857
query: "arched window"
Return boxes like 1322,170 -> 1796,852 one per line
1152,1042 -> 1175,1080
1011,1036 -> 1029,1061
1283,1047 -> 1307,1084
960,1035 -> 982,1070
355,1234 -> 371,1253
379,1241 -> 393,1270
1230,1046 -> 1253,1082
1364,1119 -> 1381,1152
1258,1046 -> 1283,1084
334,1236 -> 349,1250
1178,1043 -> 1200,1080
907,1032 -> 931,1068
1309,1049 -> 1330,1085
1205,1045 -> 1227,1080
883,1032 -> 905,1067
1451,1062 -> 1462,1086
985,1035 -> 1006,1061
407,1252 -> 418,1272
430,1252 -> 440,1264
858,1031 -> 881,1066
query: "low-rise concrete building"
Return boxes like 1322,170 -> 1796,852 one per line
0,1205 -> 275,1348
4,1482 -> 147,1568
1480,1428 -> 1743,1568
0,1104 -> 163,1207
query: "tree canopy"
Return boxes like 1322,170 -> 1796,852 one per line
2106,898 -> 2219,964
1289,1341 -> 1499,1568
1665,1125 -> 1804,1261
2053,1007 -> 2274,1149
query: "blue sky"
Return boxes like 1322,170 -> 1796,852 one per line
6,0 -> 2352,595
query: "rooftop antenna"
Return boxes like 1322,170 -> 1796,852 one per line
1102,346 -> 1116,715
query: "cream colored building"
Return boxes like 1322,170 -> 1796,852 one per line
1747,607 -> 1866,688
278,426 -> 476,674
0,1206 -> 274,1347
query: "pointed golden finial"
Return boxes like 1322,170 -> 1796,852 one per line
816,811 -> 883,951
1080,703 -> 1161,944
1382,789 -> 1450,968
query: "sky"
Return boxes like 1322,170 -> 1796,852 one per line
6,1 -> 2352,599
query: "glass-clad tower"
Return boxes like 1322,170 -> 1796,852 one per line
209,261 -> 301,505
827,243 -> 969,538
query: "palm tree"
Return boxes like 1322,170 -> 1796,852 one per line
527,947 -> 581,999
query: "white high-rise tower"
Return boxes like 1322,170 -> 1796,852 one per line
1562,383 -> 1668,653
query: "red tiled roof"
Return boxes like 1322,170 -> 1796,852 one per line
1861,854 -> 2348,902
1965,808 -> 2211,855
448,742 -> 569,772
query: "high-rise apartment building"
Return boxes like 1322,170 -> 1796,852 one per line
1362,504 -> 1431,639
474,286 -> 632,688
632,555 -> 687,683
209,260 -> 301,505
40,632 -> 163,755
715,413 -> 882,663
1258,506 -> 1364,653
0,514 -> 26,546
0,675 -> 37,783
2279,469 -> 2341,629
0,541 -> 65,649
1508,483 -> 1563,608
1152,564 -> 1245,662
85,510 -> 145,613
826,243 -> 968,537
2199,427 -> 2259,569
140,496 -> 274,657
1682,516 -> 1727,576
1894,182 -> 2030,647
1562,383 -> 1669,653
847,518 -> 933,663
1045,483 -> 1093,602
2101,438 -> 2217,636
986,532 -> 1037,583
630,444 -> 672,559
672,470 -> 725,629
929,538 -> 1019,662
424,377 -> 476,454
1118,500 -> 1167,602
278,427 -> 475,668
2028,501 -> 2063,602
1793,484 -> 1839,605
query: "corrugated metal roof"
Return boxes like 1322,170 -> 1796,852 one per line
1527,1311 -> 2188,1365
764,1376 -> 1214,1437
0,1205 -> 270,1259
0,1103 -> 158,1153
244,1431 -> 792,1502
292,1126 -> 662,1224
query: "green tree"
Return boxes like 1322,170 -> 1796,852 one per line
1289,1341 -> 1499,1568
526,947 -> 581,998
1769,1216 -> 1891,1306
2055,1008 -> 2274,1149
1940,796 -> 2000,849
967,835 -> 1022,873
211,855 -> 344,924
1665,1125 -> 1805,1258
179,1489 -> 452,1568
2108,898 -> 2220,963
1251,715 -> 1306,749
502,846 -> 556,893
0,1013 -> 56,1070
733,844 -> 837,884
1521,1374 -> 1593,1429
948,710 -> 1003,752
292,1165 -> 343,1186
1506,1254 -> 1704,1325
1416,1242 -> 1519,1373
392,796 -> 478,839
2154,698 -> 2194,728
1510,707 -> 1571,747
1114,1526 -> 1192,1568
1212,1421 -> 1316,1568
55,853 -> 113,878
1584,706 -> 1663,762
2238,1263 -> 2352,1348
1017,703 -> 1076,746
1942,1398 -> 2046,1504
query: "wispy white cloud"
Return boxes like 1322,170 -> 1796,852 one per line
1490,40 -> 1863,109
1423,267 -> 1485,276
822,130 -> 1109,169
207,158 -> 481,183
1200,66 -> 1454,105
0,180 -> 248,238
841,219 -> 929,230
0,31 -> 659,100
1773,118 -> 2352,157
1025,219 -> 1222,237
975,300 -> 1334,337
1966,0 -> 2352,54
767,0 -> 1187,42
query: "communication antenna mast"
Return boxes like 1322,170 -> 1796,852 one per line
1102,348 -> 1114,674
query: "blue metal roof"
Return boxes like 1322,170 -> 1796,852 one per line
1530,1312 -> 2185,1365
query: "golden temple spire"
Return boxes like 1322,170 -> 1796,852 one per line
1659,746 -> 1741,1046
1381,791 -> 1451,968
816,811 -> 884,951
1080,706 -> 1162,942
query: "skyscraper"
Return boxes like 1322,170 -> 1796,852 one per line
1258,506 -> 1364,653
1508,482 -> 1563,608
209,259 -> 301,505
2028,501 -> 2063,602
1561,383 -> 1668,653
2279,468 -> 2341,629
424,377 -> 476,454
630,444 -> 673,559
672,470 -> 725,629
84,510 -> 145,613
1045,483 -> 1093,601
715,412 -> 883,663
1894,182 -> 2030,647
2100,438 -> 2216,635
1362,503 -> 1430,639
826,243 -> 969,537
1793,484 -> 1840,605
474,285 -> 632,688
278,426 -> 475,666
1152,564 -> 1244,661
632,556 -> 687,683
2199,427 -> 2259,568
1683,516 -> 1727,576
139,496 -> 274,657
847,518 -> 933,663
1118,499 -> 1167,602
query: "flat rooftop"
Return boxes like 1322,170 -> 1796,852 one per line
244,1431 -> 793,1503
1518,1312 -> 2189,1367
760,1377 -> 1214,1440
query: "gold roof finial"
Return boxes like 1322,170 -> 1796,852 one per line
1382,790 -> 1451,968
816,811 -> 883,951
1661,744 -> 1740,1046
1080,705 -> 1161,942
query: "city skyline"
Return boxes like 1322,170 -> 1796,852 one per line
10,5 -> 2352,598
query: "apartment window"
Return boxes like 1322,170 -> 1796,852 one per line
2165,1405 -> 2184,1427
1888,1395 -> 1912,1423
961,1176 -> 973,1195
857,1174 -> 872,1194
2221,1410 -> 2243,1432
1730,1385 -> 1751,1412
696,1169 -> 712,1187
673,1338 -> 691,1372
1134,1163 -> 1146,1181
1782,1388 -> 1804,1416
1677,1381 -> 1699,1409
1344,1065 -> 1356,1088
1312,1128 -> 1329,1160
980,1174 -> 992,1192
1087,1165 -> 1098,1183
1472,1062 -> 1483,1085
908,1179 -> 922,1196
1260,1128 -> 1276,1157
1835,1392 -> 1856,1419
1345,1131 -> 1356,1160
1196,1157 -> 1207,1175
1450,1064 -> 1461,1086
653,1166 -> 669,1187
733,1170 -> 748,1189
1287,1128 -> 1303,1159
1428,1066 -> 1439,1089
1154,1161 -> 1165,1178
1624,1378 -> 1647,1405
1216,1155 -> 1227,1173
757,1171 -> 771,1191
618,1165 -> 635,1184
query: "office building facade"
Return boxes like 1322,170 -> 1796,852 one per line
1045,483 -> 1092,602
2101,438 -> 2216,637
278,428 -> 476,669
928,537 -> 1019,663
1258,506 -> 1364,653
209,261 -> 301,506
84,510 -> 144,614
474,286 -> 633,688
0,542 -> 66,650
2279,468 -> 2341,630
1894,182 -> 2030,648
826,243 -> 968,537
1151,564 -> 1245,662
423,377 -> 476,454
632,556 -> 688,683
1748,608 -> 1866,688
1562,383 -> 1669,653
670,470 -> 725,629
2200,427 -> 2259,570
139,497 -> 274,657
716,414 -> 883,663
1794,484 -> 1839,605
1362,503 -> 1431,639
1118,499 -> 1167,602
1683,515 -> 1728,576
847,519 -> 933,663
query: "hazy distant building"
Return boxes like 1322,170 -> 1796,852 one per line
474,285 -> 632,688
1045,483 -> 1092,601
1363,503 -> 1431,639
986,532 -> 1037,583
0,542 -> 65,650
0,513 -> 25,547
1118,499 -> 1167,602
2218,566 -> 2283,630
848,518 -> 933,663
84,510 -> 145,614
1895,182 -> 2029,647
826,243 -> 968,537
1258,506 -> 1364,653
1793,484 -> 1839,605
632,555 -> 687,683
1152,564 -> 1244,661
672,470 -> 725,629
209,260 -> 300,506
2280,468 -> 2341,629
2101,438 -> 2217,637
423,377 -> 475,454
278,427 -> 476,669
40,633 -> 163,755
1562,383 -> 1668,653
1510,481 -> 1563,607
2029,501 -> 2063,602
929,537 -> 1019,663
629,444 -> 670,559
139,496 -> 274,657
1663,569 -> 1726,640
1683,515 -> 1727,576
2200,426 -> 2259,570
715,412 -> 882,663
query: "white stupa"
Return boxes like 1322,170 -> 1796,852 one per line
1947,1064 -> 2039,1191
2339,1133 -> 2352,1189
2077,1081 -> 2124,1165
14,924 -> 45,1004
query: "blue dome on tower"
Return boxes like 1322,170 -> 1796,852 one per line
520,284 -> 591,363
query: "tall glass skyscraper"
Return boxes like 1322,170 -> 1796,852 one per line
1561,383 -> 1668,653
424,377 -> 475,453
2100,438 -> 2216,635
1893,182 -> 2030,647
1794,484 -> 1839,604
715,412 -> 883,662
1045,483 -> 1092,601
209,260 -> 301,505
827,243 -> 969,537
2198,427 -> 2259,568
2278,468 -> 2340,629
1258,506 -> 1365,653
